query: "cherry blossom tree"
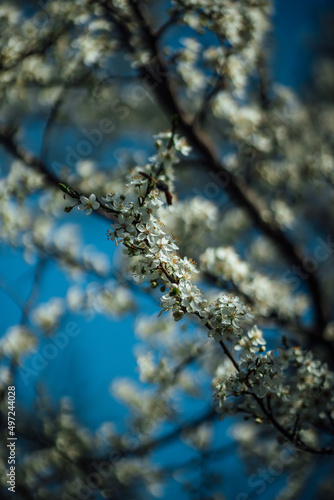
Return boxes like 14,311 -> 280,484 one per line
0,1 -> 334,499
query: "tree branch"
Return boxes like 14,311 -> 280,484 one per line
107,0 -> 328,336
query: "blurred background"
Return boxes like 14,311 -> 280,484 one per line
0,1 -> 333,499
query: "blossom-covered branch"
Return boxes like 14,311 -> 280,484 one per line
65,129 -> 334,455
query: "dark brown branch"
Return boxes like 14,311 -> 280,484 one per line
109,0 -> 328,336
20,258 -> 47,324
0,130 -> 115,222
0,25 -> 70,72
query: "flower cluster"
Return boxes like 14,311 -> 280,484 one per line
201,246 -> 308,319
31,298 -> 64,332
97,133 -> 254,344
67,282 -> 135,318
0,325 -> 36,362
213,344 -> 334,442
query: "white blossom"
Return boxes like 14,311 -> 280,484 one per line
0,325 -> 36,361
78,194 -> 100,215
